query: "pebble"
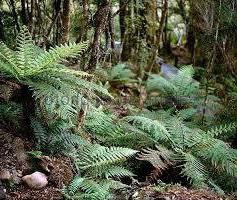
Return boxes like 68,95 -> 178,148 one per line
22,172 -> 48,189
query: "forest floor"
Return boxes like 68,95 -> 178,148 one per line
0,125 -> 234,200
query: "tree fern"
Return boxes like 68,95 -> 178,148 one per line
0,26 -> 114,140
146,65 -> 221,125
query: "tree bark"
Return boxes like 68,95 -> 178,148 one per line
60,0 -> 71,44
82,0 -> 89,41
119,0 -> 127,42
21,0 -> 29,25
53,0 -> 62,44
0,11 -> 5,41
76,0 -> 89,42
88,0 -> 110,70
9,0 -> 20,32
108,5 -> 115,49
29,0 -> 36,36
157,0 -> 168,50
147,0 -> 168,73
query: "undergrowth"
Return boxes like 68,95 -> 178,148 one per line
0,27 -> 236,199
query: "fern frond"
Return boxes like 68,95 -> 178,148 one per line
75,144 -> 138,171
196,140 -> 237,178
176,108 -> 197,120
207,122 -> 237,138
63,177 -> 112,200
100,179 -> 129,190
30,117 -> 48,148
0,43 -> 19,77
147,74 -> 175,94
0,42 -> 17,67
146,66 -> 200,107
138,146 -> 174,174
104,166 -> 135,179
66,176 -> 85,195
109,63 -> 136,83
33,41 -> 88,69
124,115 -> 172,143
16,26 -> 38,69
84,109 -> 124,138
177,152 -> 207,187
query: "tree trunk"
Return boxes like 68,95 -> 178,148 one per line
21,85 -> 35,136
108,5 -> 115,49
29,0 -> 36,36
9,0 -> 20,32
147,0 -> 168,73
60,0 -> 71,44
148,0 -> 156,45
76,0 -> 89,42
0,11 -> 5,41
88,0 -> 110,70
21,0 -> 29,25
157,0 -> 168,50
82,0 -> 89,41
53,0 -> 62,44
121,1 -> 134,61
119,0 -> 127,42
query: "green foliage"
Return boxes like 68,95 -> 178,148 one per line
124,110 -> 237,191
109,64 -> 136,84
95,63 -> 137,87
62,143 -> 137,199
0,26 -> 111,125
207,123 -> 237,138
30,114 -> 87,153
73,144 -> 137,179
147,66 -> 199,98
84,109 -> 125,138
62,176 -> 127,200
146,65 -> 222,126
0,102 -> 23,127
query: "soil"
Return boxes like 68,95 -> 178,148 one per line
130,185 -> 228,200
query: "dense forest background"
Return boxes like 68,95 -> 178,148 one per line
0,0 -> 237,199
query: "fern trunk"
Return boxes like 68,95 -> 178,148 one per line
21,85 -> 35,135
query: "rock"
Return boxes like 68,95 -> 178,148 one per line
22,172 -> 48,189
0,170 -> 11,181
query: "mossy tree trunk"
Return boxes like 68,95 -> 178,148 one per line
88,0 -> 110,70
60,0 -> 71,44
